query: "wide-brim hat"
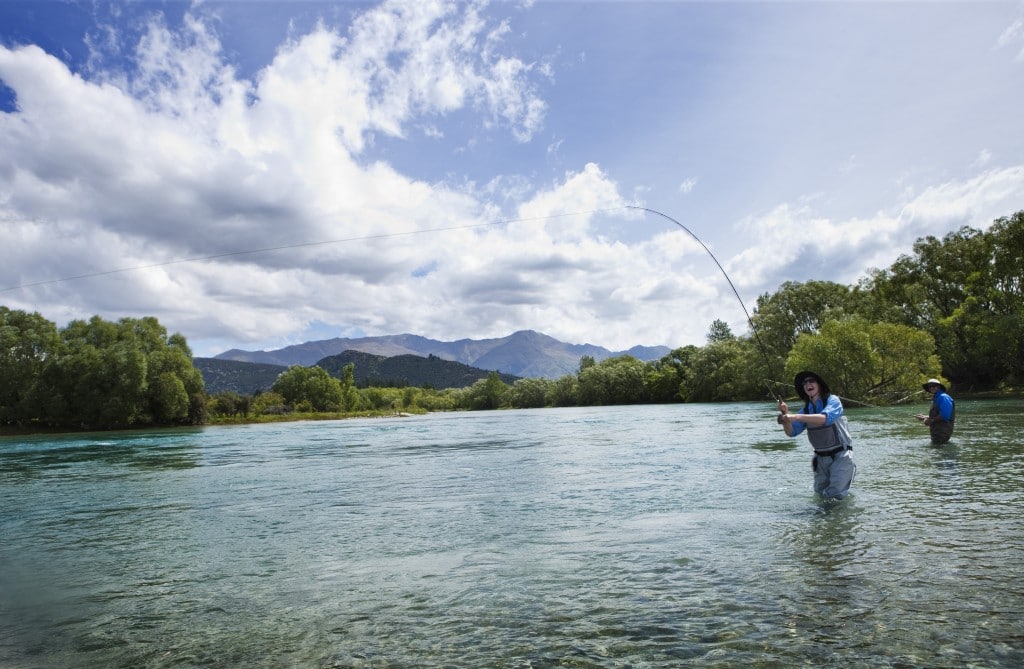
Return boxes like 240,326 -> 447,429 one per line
922,378 -> 947,392
794,371 -> 831,402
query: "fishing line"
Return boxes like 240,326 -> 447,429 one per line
767,377 -> 924,408
629,205 -> 782,402
6,204 -> 784,403
0,208 -> 621,293
893,389 -> 928,405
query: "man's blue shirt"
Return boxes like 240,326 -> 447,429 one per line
934,391 -> 954,421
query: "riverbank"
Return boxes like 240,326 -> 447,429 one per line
2,390 -> 1018,437
203,407 -> 427,426
0,407 -> 429,437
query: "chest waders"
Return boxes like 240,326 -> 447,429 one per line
928,397 -> 956,445
805,406 -> 853,472
793,384 -> 857,499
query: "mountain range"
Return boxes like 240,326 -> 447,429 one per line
213,329 -> 671,379
193,351 -> 522,395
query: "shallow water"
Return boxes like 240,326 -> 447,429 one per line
2,400 -> 1022,668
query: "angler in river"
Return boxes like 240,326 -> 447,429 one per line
776,371 -> 857,500
916,378 -> 955,445
631,207 -> 856,501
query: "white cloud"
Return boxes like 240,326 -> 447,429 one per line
3,0 -> 1023,358
995,17 -> 1024,61
731,166 -> 1024,293
898,166 -> 1024,230
514,163 -> 626,239
0,3 -> 547,314
838,155 -> 858,176
970,148 -> 993,169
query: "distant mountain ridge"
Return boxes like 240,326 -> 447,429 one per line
193,358 -> 286,395
316,351 -> 520,389
194,352 -> 521,395
214,329 -> 671,379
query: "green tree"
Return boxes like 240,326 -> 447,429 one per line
862,219 -> 1021,389
729,336 -> 779,401
251,391 -> 287,415
272,365 -> 344,412
150,372 -> 188,421
546,375 -> 578,407
464,371 -> 508,410
785,317 -> 941,405
706,319 -> 734,343
645,346 -> 696,403
15,315 -> 197,428
359,386 -> 403,411
682,339 -> 744,402
415,388 -> 458,412
508,377 -> 550,408
988,212 -> 1024,384
210,391 -> 251,417
750,280 -> 852,359
40,317 -> 149,428
577,355 -> 648,406
146,329 -> 205,423
0,308 -> 61,425
338,363 -> 361,411
867,321 -> 944,402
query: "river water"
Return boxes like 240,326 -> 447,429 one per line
1,400 -> 1022,668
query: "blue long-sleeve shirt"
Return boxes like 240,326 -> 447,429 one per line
933,391 -> 954,421
788,394 -> 844,438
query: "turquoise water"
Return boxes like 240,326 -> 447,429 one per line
2,401 -> 1022,668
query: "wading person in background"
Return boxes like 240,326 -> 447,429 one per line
777,371 -> 856,500
916,378 -> 955,445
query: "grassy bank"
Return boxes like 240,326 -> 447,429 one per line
204,407 -> 429,426
0,407 -> 430,437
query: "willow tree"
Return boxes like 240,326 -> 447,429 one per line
577,355 -> 648,406
0,308 -> 61,425
785,317 -> 942,405
8,313 -> 205,428
463,371 -> 508,410
272,365 -> 345,412
862,212 -> 1024,389
750,280 -> 853,360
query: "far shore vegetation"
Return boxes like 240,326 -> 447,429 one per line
3,211 -> 1022,435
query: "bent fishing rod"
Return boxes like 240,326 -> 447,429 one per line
628,205 -> 783,403
7,202 -> 782,404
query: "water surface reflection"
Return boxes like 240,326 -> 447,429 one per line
1,401 -> 1022,667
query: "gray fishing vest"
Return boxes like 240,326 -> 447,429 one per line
807,423 -> 843,452
804,404 -> 853,453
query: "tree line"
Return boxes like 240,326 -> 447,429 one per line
0,313 -> 206,429
2,211 -> 1021,429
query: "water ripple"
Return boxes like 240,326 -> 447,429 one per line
1,401 -> 1022,667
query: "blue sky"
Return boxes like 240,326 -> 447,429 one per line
2,0 -> 1023,358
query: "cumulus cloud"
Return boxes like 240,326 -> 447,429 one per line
731,165 -> 1024,293
0,1 -> 705,354
995,17 -> 1024,61
3,1 -> 1023,358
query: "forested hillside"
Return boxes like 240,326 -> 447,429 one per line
195,351 -> 521,395
316,351 -> 520,389
193,358 -> 287,394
